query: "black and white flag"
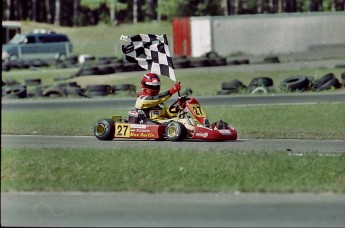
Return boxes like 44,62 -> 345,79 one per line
120,34 -> 176,81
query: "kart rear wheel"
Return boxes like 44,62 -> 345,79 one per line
165,121 -> 187,141
94,119 -> 115,140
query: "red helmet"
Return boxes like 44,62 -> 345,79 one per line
141,72 -> 161,96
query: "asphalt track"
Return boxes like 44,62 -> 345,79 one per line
2,192 -> 345,227
2,135 -> 345,153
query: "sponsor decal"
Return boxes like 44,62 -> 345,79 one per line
152,110 -> 160,116
130,132 -> 156,138
219,130 -> 231,135
130,124 -> 147,129
135,129 -> 150,133
195,132 -> 208,138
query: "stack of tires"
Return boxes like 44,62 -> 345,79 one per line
85,83 -> 137,97
56,55 -> 79,68
281,73 -> 343,92
218,79 -> 248,95
280,76 -> 311,91
42,82 -> 85,98
313,73 -> 342,91
218,72 -> 344,95
112,84 -> 137,96
85,84 -> 112,97
2,84 -> 27,99
248,77 -> 274,94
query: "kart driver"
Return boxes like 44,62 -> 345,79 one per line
135,72 -> 181,123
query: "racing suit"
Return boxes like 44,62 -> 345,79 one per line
135,90 -> 177,123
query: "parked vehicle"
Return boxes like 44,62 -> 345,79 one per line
2,29 -> 72,61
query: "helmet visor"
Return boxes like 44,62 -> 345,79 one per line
144,81 -> 160,91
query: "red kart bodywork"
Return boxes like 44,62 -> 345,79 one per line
191,126 -> 237,141
94,95 -> 237,141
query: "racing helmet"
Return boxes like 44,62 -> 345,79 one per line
141,72 -> 161,96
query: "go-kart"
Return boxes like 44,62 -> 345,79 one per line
94,95 -> 237,141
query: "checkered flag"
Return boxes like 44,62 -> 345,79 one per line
120,34 -> 176,81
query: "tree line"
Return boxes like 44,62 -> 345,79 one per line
3,0 -> 345,27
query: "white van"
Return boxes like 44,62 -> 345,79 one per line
2,29 -> 73,61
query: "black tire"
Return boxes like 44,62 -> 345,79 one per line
281,76 -> 310,91
94,119 -> 115,141
165,121 -> 187,141
249,77 -> 273,87
190,57 -> 209,67
86,84 -> 111,97
77,66 -> 102,76
98,56 -> 118,65
314,73 -> 342,91
66,87 -> 85,97
174,58 -> 191,68
341,72 -> 345,86
316,77 -> 342,91
42,86 -> 67,97
86,84 -> 111,92
237,59 -> 250,65
112,84 -> 136,94
226,59 -> 240,65
264,56 -> 280,63
2,85 -> 27,98
65,55 -> 78,64
87,90 -> 109,97
221,80 -> 247,92
98,65 -> 115,74
314,73 -> 334,89
27,87 -> 44,98
334,64 -> 345,69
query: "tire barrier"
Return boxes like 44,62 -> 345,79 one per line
42,86 -> 68,98
112,84 -> 137,96
2,85 -> 27,99
263,56 -> 280,63
2,76 -> 138,99
218,79 -> 248,95
313,73 -> 342,91
218,72 -> 343,95
85,84 -> 111,97
280,76 -> 310,91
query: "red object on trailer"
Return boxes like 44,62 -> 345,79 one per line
172,17 -> 191,57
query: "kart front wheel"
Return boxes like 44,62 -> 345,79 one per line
94,119 -> 115,140
165,121 -> 187,141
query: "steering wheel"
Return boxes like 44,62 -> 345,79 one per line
168,96 -> 188,113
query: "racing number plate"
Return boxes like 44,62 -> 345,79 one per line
115,123 -> 130,137
190,104 -> 206,118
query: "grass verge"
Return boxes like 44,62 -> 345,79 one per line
2,103 -> 345,139
2,148 -> 344,193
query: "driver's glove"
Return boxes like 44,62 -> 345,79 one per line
169,82 -> 181,95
